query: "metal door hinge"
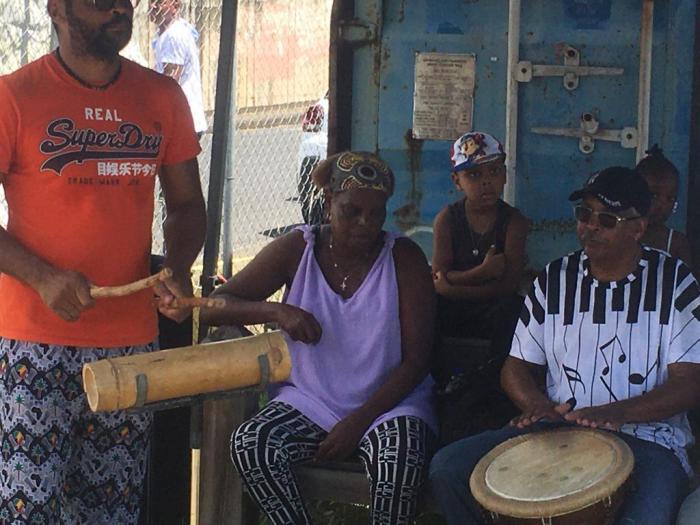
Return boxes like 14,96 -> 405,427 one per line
339,18 -> 377,46
516,44 -> 623,91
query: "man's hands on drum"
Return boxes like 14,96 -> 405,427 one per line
564,404 -> 626,431
510,400 -> 572,429
154,272 -> 194,323
511,400 -> 626,431
275,304 -> 322,344
35,268 -> 95,322
315,413 -> 367,462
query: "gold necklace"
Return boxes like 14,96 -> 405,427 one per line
328,235 -> 371,291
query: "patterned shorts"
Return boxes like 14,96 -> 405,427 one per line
0,338 -> 155,525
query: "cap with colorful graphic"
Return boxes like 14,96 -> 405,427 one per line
450,132 -> 506,173
329,151 -> 394,196
568,166 -> 651,216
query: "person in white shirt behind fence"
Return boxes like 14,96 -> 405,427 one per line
150,0 -> 207,137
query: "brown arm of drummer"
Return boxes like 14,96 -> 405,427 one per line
501,356 -> 571,429
200,230 -> 323,344
564,362 -> 700,430
0,172 -> 94,322
153,158 -> 206,322
316,238 -> 435,461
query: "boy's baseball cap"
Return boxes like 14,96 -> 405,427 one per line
450,131 -> 505,172
568,166 -> 652,216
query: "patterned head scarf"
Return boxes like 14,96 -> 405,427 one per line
450,131 -> 505,172
329,152 -> 394,197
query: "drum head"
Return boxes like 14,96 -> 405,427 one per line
469,428 -> 634,519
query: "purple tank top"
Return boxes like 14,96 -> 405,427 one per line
271,225 -> 437,435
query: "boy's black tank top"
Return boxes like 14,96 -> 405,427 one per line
447,198 -> 512,271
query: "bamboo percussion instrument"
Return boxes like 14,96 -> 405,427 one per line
83,331 -> 290,412
469,428 -> 634,524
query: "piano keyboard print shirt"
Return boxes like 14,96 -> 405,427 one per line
511,246 -> 700,475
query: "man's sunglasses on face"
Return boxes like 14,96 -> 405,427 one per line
574,205 -> 641,229
90,0 -> 134,12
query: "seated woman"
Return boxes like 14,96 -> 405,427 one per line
200,152 -> 437,525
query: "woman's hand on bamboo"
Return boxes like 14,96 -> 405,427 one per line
274,304 -> 322,344
153,272 -> 194,323
33,267 -> 95,322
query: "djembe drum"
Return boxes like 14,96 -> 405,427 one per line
469,428 -> 634,525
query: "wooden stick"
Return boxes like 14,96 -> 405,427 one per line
167,297 -> 227,309
90,267 -> 173,298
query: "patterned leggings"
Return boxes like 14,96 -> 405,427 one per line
0,338 -> 154,525
231,401 -> 434,525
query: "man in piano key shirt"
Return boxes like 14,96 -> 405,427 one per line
430,166 -> 700,525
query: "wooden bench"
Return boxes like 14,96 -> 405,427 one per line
296,459 -> 440,514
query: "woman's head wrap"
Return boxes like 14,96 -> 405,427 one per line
329,152 -> 394,197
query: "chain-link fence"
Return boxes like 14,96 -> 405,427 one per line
225,0 -> 332,270
0,0 -> 331,274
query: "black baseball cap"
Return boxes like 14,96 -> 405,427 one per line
568,166 -> 651,216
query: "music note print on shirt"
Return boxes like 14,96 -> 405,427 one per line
599,335 -> 627,375
598,335 -> 628,401
563,364 -> 585,409
629,355 -> 659,390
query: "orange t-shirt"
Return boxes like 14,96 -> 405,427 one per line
0,53 -> 201,347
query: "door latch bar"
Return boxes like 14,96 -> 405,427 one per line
531,112 -> 637,154
516,44 -> 623,91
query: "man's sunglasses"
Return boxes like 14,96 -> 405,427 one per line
91,0 -> 134,12
573,205 -> 641,229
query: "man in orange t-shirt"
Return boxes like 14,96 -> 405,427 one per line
0,0 -> 206,522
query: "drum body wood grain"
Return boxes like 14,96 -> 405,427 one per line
469,428 -> 634,525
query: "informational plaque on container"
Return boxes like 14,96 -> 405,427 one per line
412,52 -> 475,140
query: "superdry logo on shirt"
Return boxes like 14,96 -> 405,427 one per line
39,118 -> 162,175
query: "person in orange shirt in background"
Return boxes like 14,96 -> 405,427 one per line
0,0 -> 205,523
